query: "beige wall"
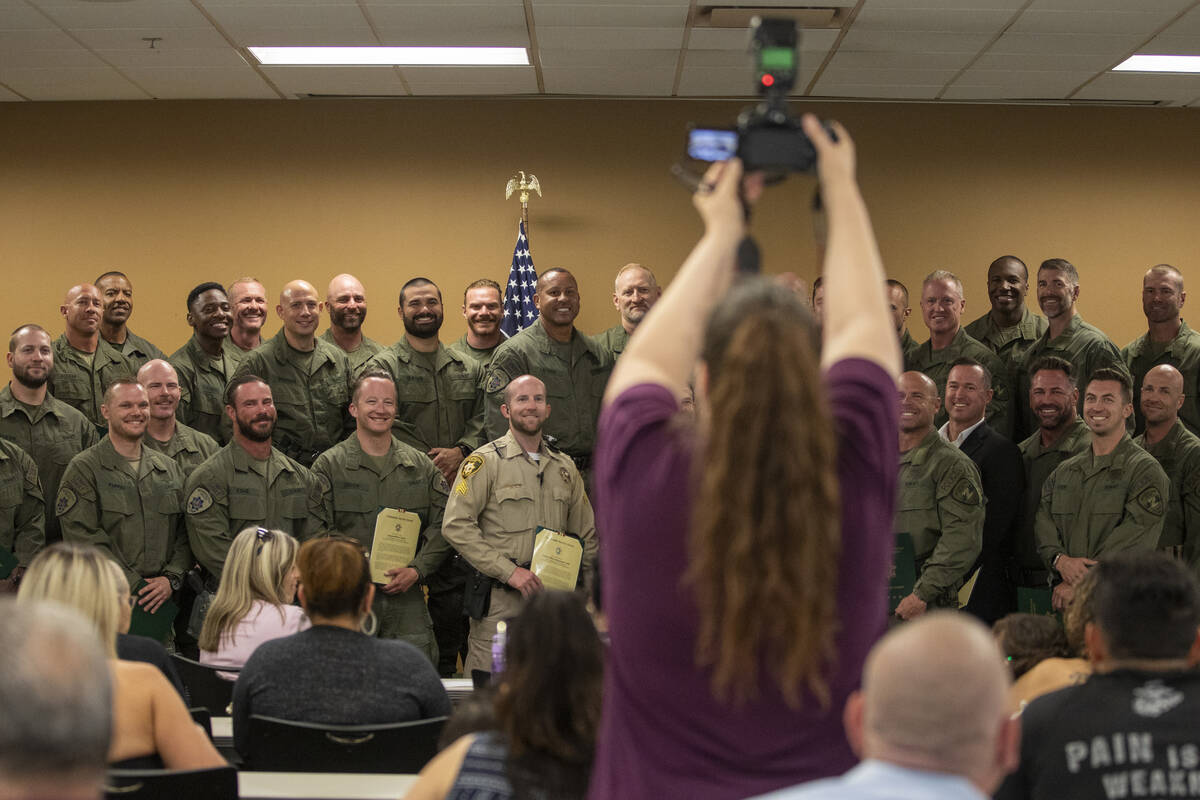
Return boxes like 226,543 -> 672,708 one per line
2,98 -> 1198,357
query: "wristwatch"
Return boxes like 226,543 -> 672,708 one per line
166,574 -> 182,592
1052,553 -> 1064,572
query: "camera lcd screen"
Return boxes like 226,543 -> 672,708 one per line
687,128 -> 738,162
759,46 -> 795,71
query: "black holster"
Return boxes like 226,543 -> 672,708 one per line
463,570 -> 494,621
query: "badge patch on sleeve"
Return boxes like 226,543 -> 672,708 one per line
951,478 -> 981,506
485,369 -> 508,394
55,487 -> 77,516
460,455 -> 484,479
186,487 -> 214,514
1137,486 -> 1164,515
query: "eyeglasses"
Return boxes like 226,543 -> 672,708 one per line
255,527 -> 273,556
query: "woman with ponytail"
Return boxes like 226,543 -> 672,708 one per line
589,117 -> 902,799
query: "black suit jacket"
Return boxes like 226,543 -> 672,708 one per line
958,421 -> 1025,623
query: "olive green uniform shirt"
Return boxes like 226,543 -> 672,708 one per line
484,322 -> 613,460
1016,419 -> 1091,576
896,429 -> 985,606
143,421 -> 219,480
104,329 -> 167,371
591,324 -> 630,362
169,335 -> 240,445
361,339 -> 485,453
231,330 -> 354,467
57,437 -> 190,588
1035,434 -> 1168,571
1134,420 -> 1200,552
48,335 -> 136,433
0,386 -> 99,544
964,306 -> 1047,376
183,442 -> 328,582
906,328 -> 1012,438
898,329 -> 921,366
446,334 -> 497,372
319,329 -> 383,376
442,430 -> 597,588
1123,320 -> 1200,436
0,439 -> 44,567
1016,314 -> 1125,441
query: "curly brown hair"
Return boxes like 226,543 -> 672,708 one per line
688,278 -> 841,709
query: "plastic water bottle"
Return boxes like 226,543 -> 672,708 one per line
491,621 -> 507,676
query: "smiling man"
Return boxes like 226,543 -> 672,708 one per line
320,273 -> 382,374
95,271 -> 167,370
231,279 -> 354,467
1123,265 -> 1200,436
227,277 -> 268,354
58,378 -> 191,635
1036,367 -> 1168,611
49,283 -> 136,433
449,279 -> 504,370
594,263 -> 662,363
965,256 -> 1047,375
136,359 -> 217,479
170,283 -> 239,445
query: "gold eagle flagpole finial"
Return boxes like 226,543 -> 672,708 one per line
504,171 -> 542,237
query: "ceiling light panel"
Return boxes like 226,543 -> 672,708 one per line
30,0 -> 209,29
1113,54 -> 1200,72
250,46 -> 529,65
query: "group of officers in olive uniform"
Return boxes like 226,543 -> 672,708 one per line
887,256 -> 1198,620
0,263 -> 658,674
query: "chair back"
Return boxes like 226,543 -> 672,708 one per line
244,714 -> 448,773
104,766 -> 237,800
169,654 -> 238,715
188,707 -> 213,740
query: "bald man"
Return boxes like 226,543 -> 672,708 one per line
593,263 -> 662,362
231,280 -> 353,467
137,359 -> 218,478
320,273 -> 382,374
48,283 -> 136,433
227,277 -> 268,353
1124,264 -> 1200,436
894,371 -> 984,620
754,613 -> 1018,799
1134,364 -> 1200,565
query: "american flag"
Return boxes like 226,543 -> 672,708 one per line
501,220 -> 538,338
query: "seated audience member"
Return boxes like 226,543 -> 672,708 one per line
16,543 -> 225,770
752,613 -> 1019,799
0,597 -> 112,800
231,536 -> 450,758
993,613 -> 1070,680
198,527 -> 307,671
1007,568 -> 1096,712
997,552 -> 1200,800
406,592 -> 604,800
590,118 -> 902,798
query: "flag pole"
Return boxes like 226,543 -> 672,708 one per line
505,171 -> 541,241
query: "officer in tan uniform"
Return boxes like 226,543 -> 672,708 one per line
442,374 -> 597,674
312,371 -> 452,664
894,371 -> 985,620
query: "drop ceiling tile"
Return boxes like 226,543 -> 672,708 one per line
261,65 -> 408,95
542,66 -> 673,94
1010,10 -> 1179,35
716,0 -> 854,6
531,0 -> 687,5
828,50 -> 975,70
0,28 -> 78,50
31,0 -> 209,29
812,83 -> 943,99
239,28 -> 379,46
405,66 -> 538,94
0,84 -> 24,101
122,65 -> 278,98
1074,71 -> 1200,103
989,31 -> 1147,55
852,7 -> 1015,33
540,48 -> 678,67
203,3 -> 372,41
688,27 -> 838,51
0,66 -> 148,100
1029,0 -> 1190,11
1164,6 -> 1200,34
971,51 -> 1124,71
938,84 -> 1058,100
855,0 -> 1025,8
818,67 -> 961,86
366,4 -> 527,45
949,68 -> 1094,93
839,29 -> 993,53
0,48 -> 105,69
71,27 -> 231,50
536,26 -> 682,49
1143,35 -> 1200,55
96,47 -> 247,69
0,4 -> 58,29
531,4 -> 685,27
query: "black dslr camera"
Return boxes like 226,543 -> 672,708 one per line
686,17 -> 832,174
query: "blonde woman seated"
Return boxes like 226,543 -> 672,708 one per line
17,543 -> 226,770
199,527 -> 308,671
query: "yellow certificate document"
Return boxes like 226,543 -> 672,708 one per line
368,508 -> 421,585
531,527 -> 583,592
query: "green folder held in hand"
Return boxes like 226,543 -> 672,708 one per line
128,579 -> 179,643
0,545 -> 18,581
888,533 -> 917,611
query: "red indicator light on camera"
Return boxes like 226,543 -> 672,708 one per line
761,74 -> 775,87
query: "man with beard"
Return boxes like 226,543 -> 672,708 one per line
964,256 -> 1047,378
484,269 -> 612,476
1036,367 -> 1168,611
232,279 -> 354,467
58,379 -> 191,627
183,375 -> 327,585
362,277 -> 487,676
95,271 -> 167,370
0,325 -> 97,549
443,374 -> 597,674
1014,356 -> 1090,596
1133,365 -> 1200,567
137,359 -> 218,478
448,279 -> 504,370
48,283 -> 136,433
1123,265 -> 1200,435
227,277 -> 268,354
320,273 -> 382,374
1015,259 -> 1124,440
594,264 -> 662,362
893,371 -> 984,620
170,283 -> 239,445
887,279 -> 921,365
313,372 -> 452,664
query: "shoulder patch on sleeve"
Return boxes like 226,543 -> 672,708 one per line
951,477 -> 981,506
1137,485 -> 1164,515
485,368 -> 509,394
436,475 -> 451,494
460,454 -> 484,479
55,487 -> 77,516
186,487 -> 214,515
